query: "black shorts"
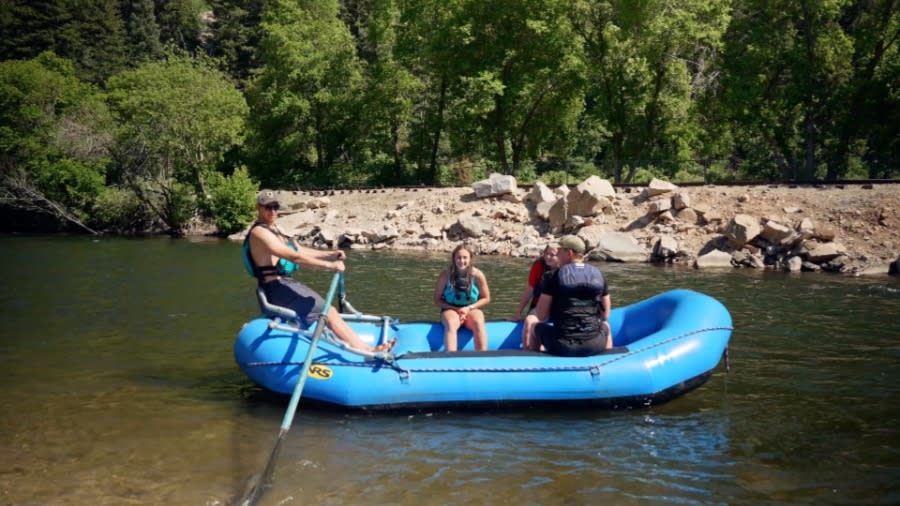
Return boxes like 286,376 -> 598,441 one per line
535,322 -> 609,357
262,278 -> 325,327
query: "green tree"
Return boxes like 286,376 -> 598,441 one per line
207,0 -> 264,87
721,0 -> 856,180
0,0 -> 127,83
824,0 -> 899,179
394,0 -> 468,184
0,53 -> 111,233
156,0 -> 208,54
106,57 -> 248,235
123,0 -> 164,61
246,0 -> 363,186
352,0 -> 424,184
572,0 -> 731,183
449,0 -> 586,176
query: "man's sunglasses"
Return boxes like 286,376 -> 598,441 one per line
264,203 -> 280,211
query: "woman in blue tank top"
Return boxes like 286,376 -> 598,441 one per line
433,244 -> 491,351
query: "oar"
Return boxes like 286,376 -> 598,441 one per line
239,271 -> 343,506
338,271 -> 365,317
338,271 -> 346,314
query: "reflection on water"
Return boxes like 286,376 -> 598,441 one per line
0,236 -> 898,505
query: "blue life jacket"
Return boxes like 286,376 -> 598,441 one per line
442,270 -> 479,306
243,222 -> 300,282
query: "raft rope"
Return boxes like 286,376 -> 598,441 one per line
244,325 -> 733,377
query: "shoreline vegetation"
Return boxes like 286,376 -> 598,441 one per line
2,2 -> 897,245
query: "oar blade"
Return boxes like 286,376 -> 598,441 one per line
235,273 -> 342,506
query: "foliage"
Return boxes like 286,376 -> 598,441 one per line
536,170 -> 570,186
202,166 -> 257,235
572,0 -> 732,183
123,0 -> 164,61
245,0 -> 364,187
351,0 -> 424,180
106,56 -> 248,234
121,177 -> 196,235
207,0 -> 264,87
719,0 -> 899,180
445,0 -> 587,176
156,0 -> 209,54
1,1 -> 898,237
106,57 -> 248,183
0,0 -> 128,83
0,52 -> 111,233
162,179 -> 197,234
90,185 -> 158,234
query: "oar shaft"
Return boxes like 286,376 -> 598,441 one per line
279,273 -> 341,431
240,272 -> 343,506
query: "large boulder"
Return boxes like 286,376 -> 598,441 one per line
456,215 -> 493,238
676,208 -> 699,225
723,214 -> 762,247
889,255 -> 900,275
548,177 -> 615,227
653,235 -> 680,261
588,232 -> 648,262
760,220 -> 793,242
800,240 -> 847,262
525,181 -> 555,205
695,249 -> 734,269
473,173 -> 517,198
797,217 -> 815,239
646,178 -> 678,197
672,192 -> 691,210
648,197 -> 672,215
567,176 -> 615,216
526,181 -> 558,220
535,199 -> 556,221
362,224 -> 399,243
577,224 -> 611,250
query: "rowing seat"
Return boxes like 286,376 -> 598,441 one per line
255,287 -> 299,322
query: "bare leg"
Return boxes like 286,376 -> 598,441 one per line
465,309 -> 488,351
441,309 -> 462,351
603,321 -> 613,350
522,314 -> 540,350
325,307 -> 370,350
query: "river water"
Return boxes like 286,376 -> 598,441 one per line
0,235 -> 898,505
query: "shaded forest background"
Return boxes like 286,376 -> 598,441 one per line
1,0 -> 897,235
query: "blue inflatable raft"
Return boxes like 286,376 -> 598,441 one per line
234,289 -> 733,410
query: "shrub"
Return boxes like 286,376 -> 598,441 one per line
90,186 -> 157,234
204,167 -> 257,235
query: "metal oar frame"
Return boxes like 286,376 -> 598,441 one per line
256,287 -> 396,362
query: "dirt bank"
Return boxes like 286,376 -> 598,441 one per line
244,182 -> 898,276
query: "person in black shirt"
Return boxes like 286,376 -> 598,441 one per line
533,235 -> 612,357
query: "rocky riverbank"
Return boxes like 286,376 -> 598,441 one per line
230,176 -> 900,276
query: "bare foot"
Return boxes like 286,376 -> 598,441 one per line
374,338 -> 397,352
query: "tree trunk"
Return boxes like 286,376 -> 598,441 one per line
0,169 -> 101,235
804,106 -> 816,180
428,75 -> 447,185
494,100 -> 509,173
612,132 -> 623,183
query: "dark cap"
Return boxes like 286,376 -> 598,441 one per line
558,235 -> 586,254
257,189 -> 279,206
